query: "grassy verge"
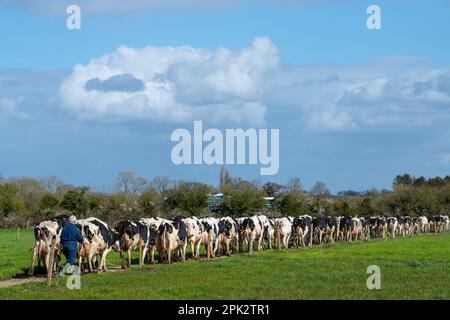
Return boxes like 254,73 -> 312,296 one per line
0,229 -> 448,299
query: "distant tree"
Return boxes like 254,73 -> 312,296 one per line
413,176 -> 426,187
393,173 -> 413,188
356,198 -> 376,216
263,182 -> 285,197
310,181 -> 331,197
275,193 -> 308,216
332,200 -> 354,216
139,189 -> 158,216
0,183 -> 25,217
39,193 -> 59,210
39,176 -> 64,194
287,177 -> 303,192
251,179 -> 263,191
115,171 -> 149,194
60,187 -> 90,218
10,177 -> 44,214
222,188 -> 265,217
151,176 -> 170,194
219,166 -> 233,192
164,182 -> 211,216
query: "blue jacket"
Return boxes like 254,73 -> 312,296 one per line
61,224 -> 84,249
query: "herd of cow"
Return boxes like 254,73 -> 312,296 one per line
29,213 -> 450,276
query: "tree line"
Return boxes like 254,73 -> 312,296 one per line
0,169 -> 449,228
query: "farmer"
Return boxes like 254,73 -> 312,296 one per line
60,215 -> 85,275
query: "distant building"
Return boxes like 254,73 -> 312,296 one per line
207,193 -> 275,211
263,197 -> 275,209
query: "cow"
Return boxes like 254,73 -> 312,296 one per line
140,217 -> 170,264
217,216 -> 240,256
78,217 -> 120,272
115,220 -> 151,268
200,217 -> 220,258
325,216 -> 340,243
374,217 -> 387,239
350,217 -> 363,241
158,217 -> 188,263
29,215 -> 68,276
274,217 -> 292,249
443,215 -> 450,232
313,216 -> 327,245
401,216 -> 413,237
183,216 -> 204,259
386,217 -> 398,238
242,215 -> 265,254
263,218 -> 275,249
338,216 -> 352,242
292,215 -> 312,247
417,216 -> 429,234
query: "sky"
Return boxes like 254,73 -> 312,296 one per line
1,0 -> 450,193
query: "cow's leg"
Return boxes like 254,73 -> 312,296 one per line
225,239 -> 231,256
127,248 -> 132,268
167,249 -> 172,264
101,249 -> 111,272
258,234 -> 264,251
181,243 -> 187,261
28,243 -> 38,276
119,250 -> 126,269
141,246 -> 149,266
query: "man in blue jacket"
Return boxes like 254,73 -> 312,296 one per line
60,215 -> 84,275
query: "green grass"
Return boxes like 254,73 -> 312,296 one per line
0,229 -> 449,299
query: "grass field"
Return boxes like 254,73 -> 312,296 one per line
0,228 -> 449,299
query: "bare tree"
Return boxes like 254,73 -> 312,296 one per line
151,176 -> 170,194
219,166 -> 232,192
115,171 -> 149,194
287,177 -> 303,192
310,181 -> 331,197
39,176 -> 64,194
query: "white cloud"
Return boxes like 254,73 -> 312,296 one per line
59,37 -> 277,125
0,96 -> 29,119
59,37 -> 450,130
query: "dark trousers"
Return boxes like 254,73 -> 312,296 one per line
62,245 -> 77,265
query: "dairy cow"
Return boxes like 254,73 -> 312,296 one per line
29,215 -> 68,276
218,216 -> 240,256
274,217 -> 292,249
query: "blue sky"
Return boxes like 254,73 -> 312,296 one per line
1,0 -> 450,193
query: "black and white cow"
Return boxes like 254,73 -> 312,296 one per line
350,217 -> 363,241
313,216 -> 327,244
386,217 -> 398,238
158,217 -> 188,263
78,217 -> 120,272
263,218 -> 275,249
325,216 -> 340,243
115,220 -> 150,268
242,215 -> 266,254
218,216 -> 240,256
292,215 -> 312,247
29,214 -> 69,276
183,216 -> 204,259
200,217 -> 220,258
338,216 -> 352,242
140,217 -> 170,264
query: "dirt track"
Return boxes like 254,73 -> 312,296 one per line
0,277 -> 46,289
